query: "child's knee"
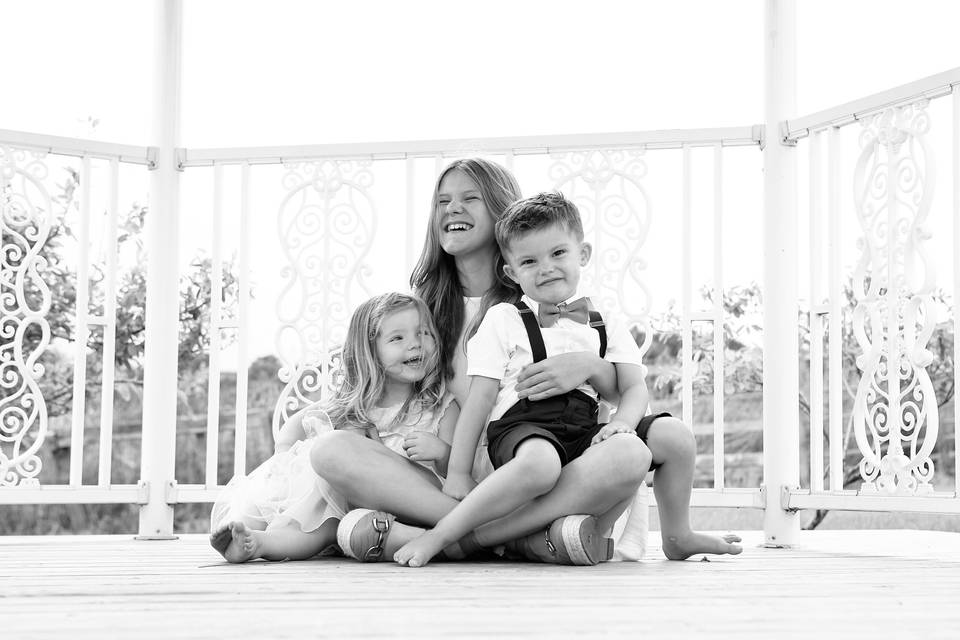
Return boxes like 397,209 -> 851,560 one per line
512,439 -> 562,494
607,433 -> 652,486
648,417 -> 696,458
310,430 -> 358,481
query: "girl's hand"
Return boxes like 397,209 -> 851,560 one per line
516,352 -> 598,401
442,473 -> 477,500
590,420 -> 637,446
403,431 -> 449,462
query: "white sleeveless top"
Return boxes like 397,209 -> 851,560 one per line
448,296 -> 483,408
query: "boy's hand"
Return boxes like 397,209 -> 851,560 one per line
442,473 -> 477,500
590,420 -> 637,446
516,352 -> 592,401
403,431 -> 448,462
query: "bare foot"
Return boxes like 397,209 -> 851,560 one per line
661,531 -> 742,560
209,521 -> 263,563
209,524 -> 233,557
376,521 -> 425,560
394,530 -> 453,568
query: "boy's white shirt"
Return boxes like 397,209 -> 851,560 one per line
466,289 -> 646,424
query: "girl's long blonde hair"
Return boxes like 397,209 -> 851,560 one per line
324,293 -> 444,432
409,158 -> 522,379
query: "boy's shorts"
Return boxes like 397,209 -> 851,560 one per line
486,389 -> 672,470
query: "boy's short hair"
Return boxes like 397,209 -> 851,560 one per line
495,192 -> 584,252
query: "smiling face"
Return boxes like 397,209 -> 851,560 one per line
502,224 -> 591,305
375,306 -> 437,386
435,169 -> 496,258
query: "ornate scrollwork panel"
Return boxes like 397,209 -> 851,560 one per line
272,160 -> 376,435
548,149 -> 654,356
0,146 -> 53,487
851,102 -> 938,495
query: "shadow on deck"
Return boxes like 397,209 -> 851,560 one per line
4,530 -> 960,639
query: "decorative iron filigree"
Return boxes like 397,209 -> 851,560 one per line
0,146 -> 53,487
548,149 -> 654,357
851,101 -> 938,495
272,160 -> 376,435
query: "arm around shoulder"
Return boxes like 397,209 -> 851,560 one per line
516,351 -> 619,403
586,354 -> 619,402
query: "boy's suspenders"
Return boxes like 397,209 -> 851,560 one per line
514,301 -> 607,364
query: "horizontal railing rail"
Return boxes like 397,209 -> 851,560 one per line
0,129 -> 157,167
783,66 -> 960,140
178,126 -> 764,167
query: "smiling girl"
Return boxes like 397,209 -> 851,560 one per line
209,293 -> 456,563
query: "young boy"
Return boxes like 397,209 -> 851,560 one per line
394,192 -> 741,568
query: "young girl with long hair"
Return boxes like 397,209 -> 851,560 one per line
210,292 -> 456,563
410,158 -> 522,389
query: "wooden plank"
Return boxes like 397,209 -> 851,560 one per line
2,531 -> 959,639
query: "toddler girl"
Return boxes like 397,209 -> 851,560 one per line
209,292 -> 456,563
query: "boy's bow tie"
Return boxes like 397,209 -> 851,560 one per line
537,298 -> 590,327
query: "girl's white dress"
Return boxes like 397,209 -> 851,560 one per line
210,395 -> 455,533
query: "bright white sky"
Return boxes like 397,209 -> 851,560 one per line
4,0 -> 959,143
3,0 -> 960,364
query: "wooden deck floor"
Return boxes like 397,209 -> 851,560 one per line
3,529 -> 959,639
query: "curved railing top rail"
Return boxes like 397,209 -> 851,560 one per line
0,128 -> 156,167
177,126 -> 764,167
784,65 -> 960,141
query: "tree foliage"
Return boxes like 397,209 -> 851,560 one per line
13,167 -> 241,418
644,281 -> 955,529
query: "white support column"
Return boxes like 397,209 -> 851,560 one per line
138,0 -> 182,539
681,146 -> 694,427
762,0 -> 801,546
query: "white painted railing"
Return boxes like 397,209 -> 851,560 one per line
173,128 -> 765,509
0,133 -> 151,507
2,70 -> 959,535
785,67 -> 960,515
0,126 -> 767,518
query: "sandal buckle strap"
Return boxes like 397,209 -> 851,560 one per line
543,528 -> 558,556
362,516 -> 391,561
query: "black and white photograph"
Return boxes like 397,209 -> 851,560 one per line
2,1 -> 959,637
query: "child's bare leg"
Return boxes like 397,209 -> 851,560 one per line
257,518 -> 340,561
645,417 -> 742,559
312,430 -> 456,526
473,433 -> 650,546
394,439 -> 562,568
596,495 -> 634,536
214,519 -> 338,563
